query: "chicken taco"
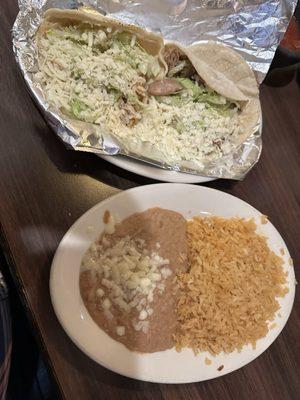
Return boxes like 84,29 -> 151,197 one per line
34,8 -> 260,167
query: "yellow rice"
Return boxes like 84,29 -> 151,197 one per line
174,216 -> 288,355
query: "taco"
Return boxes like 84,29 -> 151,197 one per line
35,8 -> 166,128
34,8 -> 260,166
156,42 -> 260,156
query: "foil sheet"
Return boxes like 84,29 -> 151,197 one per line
12,0 -> 296,180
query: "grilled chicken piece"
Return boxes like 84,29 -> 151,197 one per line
147,78 -> 183,96
164,46 -> 204,84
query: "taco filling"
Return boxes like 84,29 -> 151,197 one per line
35,16 -> 252,163
36,25 -> 164,128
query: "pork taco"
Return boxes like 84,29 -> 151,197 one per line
34,8 -> 260,166
159,42 -> 260,160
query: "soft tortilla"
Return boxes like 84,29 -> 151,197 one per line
165,41 -> 260,149
187,43 -> 259,99
165,41 -> 259,101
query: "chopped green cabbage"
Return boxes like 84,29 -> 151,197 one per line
175,77 -> 230,108
72,68 -> 83,80
175,78 -> 204,99
168,60 -> 186,77
70,99 -> 86,118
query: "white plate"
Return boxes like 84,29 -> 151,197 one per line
50,184 -> 295,383
100,154 -> 214,183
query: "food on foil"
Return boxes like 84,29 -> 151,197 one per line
34,8 -> 260,165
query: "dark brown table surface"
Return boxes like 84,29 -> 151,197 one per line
1,2 -> 300,399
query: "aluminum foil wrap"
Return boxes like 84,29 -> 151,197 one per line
12,0 -> 296,180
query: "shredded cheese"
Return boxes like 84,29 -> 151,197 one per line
36,24 -> 241,164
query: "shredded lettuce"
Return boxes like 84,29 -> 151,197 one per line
71,68 -> 83,80
175,120 -> 185,134
69,99 -> 86,118
109,88 -> 122,101
138,62 -> 148,75
202,89 -> 227,105
175,77 -> 231,109
168,60 -> 186,77
149,61 -> 162,78
175,78 -> 204,99
47,28 -> 85,44
112,40 -> 141,68
127,93 -> 138,103
127,93 -> 148,109
207,102 -> 234,116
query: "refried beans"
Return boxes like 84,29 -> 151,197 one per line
79,207 -> 188,353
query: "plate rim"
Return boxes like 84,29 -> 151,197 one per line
99,155 -> 215,183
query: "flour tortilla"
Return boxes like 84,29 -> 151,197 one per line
165,41 -> 260,148
165,41 -> 259,101
37,8 -> 167,76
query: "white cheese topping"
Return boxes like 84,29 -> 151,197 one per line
36,25 -> 240,164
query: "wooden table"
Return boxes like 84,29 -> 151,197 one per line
1,2 -> 300,399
